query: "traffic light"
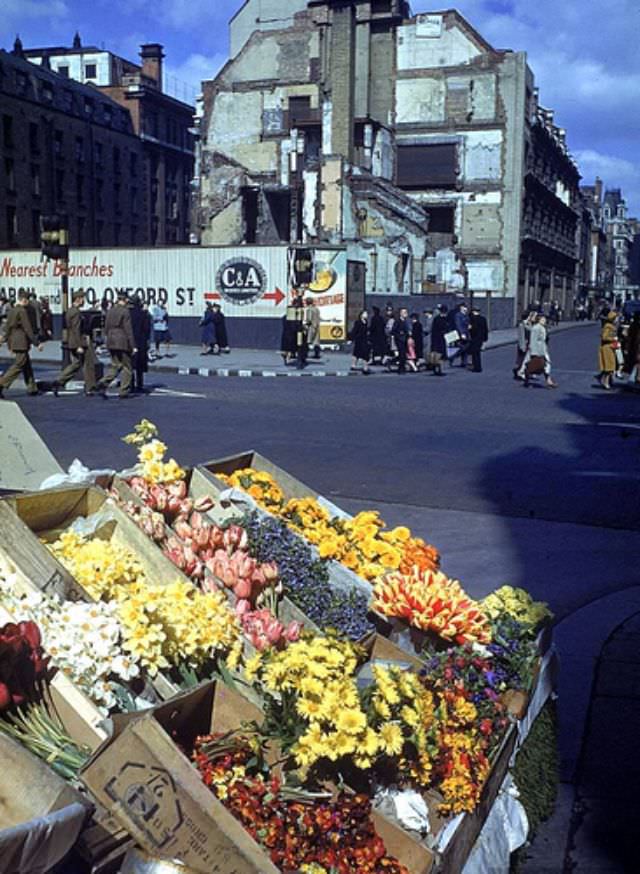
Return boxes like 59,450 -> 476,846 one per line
40,214 -> 69,261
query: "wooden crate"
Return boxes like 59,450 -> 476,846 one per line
0,733 -> 92,871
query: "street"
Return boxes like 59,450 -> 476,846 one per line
5,323 -> 639,617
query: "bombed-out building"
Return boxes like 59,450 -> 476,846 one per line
194,1 -> 582,326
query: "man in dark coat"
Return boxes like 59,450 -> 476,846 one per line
200,302 -> 216,354
0,290 -> 42,397
96,290 -> 137,398
391,307 -> 412,373
130,297 -> 152,392
212,304 -> 230,353
369,306 -> 386,364
430,305 -> 448,362
468,306 -> 489,372
51,290 -> 97,396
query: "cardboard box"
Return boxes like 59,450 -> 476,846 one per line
0,402 -> 63,494
81,682 -> 281,874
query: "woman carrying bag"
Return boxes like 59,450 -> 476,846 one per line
595,310 -> 618,390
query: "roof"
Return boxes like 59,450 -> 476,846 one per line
0,49 -> 136,134
23,45 -> 103,56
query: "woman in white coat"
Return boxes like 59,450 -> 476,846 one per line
522,315 -> 557,388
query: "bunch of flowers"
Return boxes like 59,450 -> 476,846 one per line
236,603 -> 301,652
243,512 -> 375,640
123,420 -> 185,485
360,665 -> 436,782
0,579 -> 140,713
192,732 -> 409,874
218,467 -> 285,511
48,532 -> 242,679
431,694 -> 492,816
482,586 -> 552,630
0,619 -> 49,712
485,615 -> 541,692
372,568 -> 492,646
244,634 -> 376,771
421,645 -> 511,736
126,478 -> 199,523
219,469 -> 441,584
117,579 -> 242,676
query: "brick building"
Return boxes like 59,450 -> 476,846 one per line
1,44 -> 146,249
195,0 -> 583,326
1,35 -> 194,250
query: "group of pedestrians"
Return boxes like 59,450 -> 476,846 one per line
279,294 -> 321,369
348,301 -> 489,375
0,289 -> 155,400
595,301 -> 640,390
200,302 -> 230,355
513,310 -> 558,388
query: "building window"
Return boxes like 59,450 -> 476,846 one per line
96,179 -> 104,210
31,164 -> 40,196
85,63 -> 97,80
61,89 -> 73,112
103,105 -> 113,126
130,152 -> 138,175
40,82 -> 54,103
2,115 -> 13,148
6,206 -> 17,244
84,96 -> 94,117
58,65 -> 69,78
427,205 -> 455,233
16,72 -> 28,95
94,141 -> 103,166
54,129 -> 63,157
29,122 -> 39,153
396,143 -> 458,190
114,182 -> 121,213
55,169 -> 65,203
76,174 -> 85,205
75,136 -> 84,162
130,186 -> 138,213
113,146 -> 120,173
32,209 -> 41,245
4,158 -> 15,192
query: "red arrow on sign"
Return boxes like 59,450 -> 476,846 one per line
204,292 -> 221,300
263,287 -> 285,306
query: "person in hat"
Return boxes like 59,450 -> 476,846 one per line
304,296 -> 321,360
0,290 -> 42,398
96,291 -> 137,398
468,305 -> 489,373
50,290 -> 97,396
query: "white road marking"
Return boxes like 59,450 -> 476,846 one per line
597,422 -> 640,431
152,388 -> 207,399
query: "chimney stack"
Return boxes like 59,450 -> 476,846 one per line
140,43 -> 164,89
595,176 -> 603,205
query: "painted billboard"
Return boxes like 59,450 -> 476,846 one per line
0,245 -> 348,340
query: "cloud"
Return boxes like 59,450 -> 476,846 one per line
3,0 -> 68,24
574,149 -> 640,211
164,51 -> 227,99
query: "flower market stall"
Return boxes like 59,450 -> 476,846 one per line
0,415 -> 557,874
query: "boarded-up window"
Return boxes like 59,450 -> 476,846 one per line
427,206 -> 455,233
396,143 -> 457,189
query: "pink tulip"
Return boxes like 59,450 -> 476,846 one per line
167,480 -> 187,500
189,511 -> 204,530
164,548 -> 186,571
260,561 -> 279,583
230,552 -> 256,580
233,578 -> 254,601
174,519 -> 192,542
208,526 -> 225,549
235,599 -> 251,617
194,496 -> 214,512
223,525 -> 248,553
284,621 -> 302,642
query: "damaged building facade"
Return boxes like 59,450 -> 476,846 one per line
195,1 -> 582,327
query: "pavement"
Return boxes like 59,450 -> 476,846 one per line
3,320 -> 639,872
2,318 -> 593,378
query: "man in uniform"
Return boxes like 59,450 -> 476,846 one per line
0,290 -> 42,398
51,290 -> 97,396
96,290 -> 137,399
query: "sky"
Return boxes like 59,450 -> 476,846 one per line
3,0 -> 640,213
